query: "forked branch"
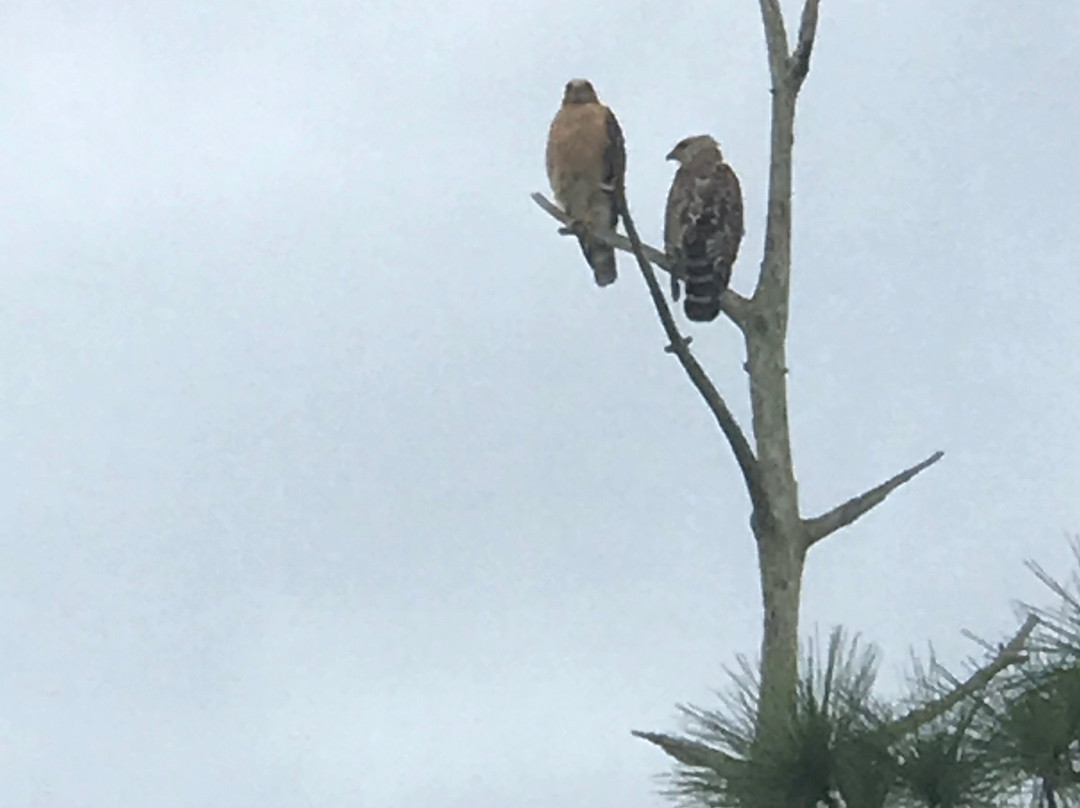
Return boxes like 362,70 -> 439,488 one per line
885,614 -> 1039,739
531,190 -> 766,522
803,450 -> 944,549
617,200 -> 769,523
757,0 -> 790,81
530,192 -> 751,327
789,0 -> 822,88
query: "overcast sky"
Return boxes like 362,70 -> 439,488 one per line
1,1 -> 1078,806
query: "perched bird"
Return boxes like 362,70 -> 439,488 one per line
546,79 -> 626,286
664,134 -> 744,322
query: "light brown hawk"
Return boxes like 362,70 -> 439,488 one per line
664,134 -> 744,322
546,79 -> 626,287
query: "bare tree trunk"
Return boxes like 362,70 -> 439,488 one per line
745,25 -> 803,740
755,526 -> 804,737
746,298 -> 803,735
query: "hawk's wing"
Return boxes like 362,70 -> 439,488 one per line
602,107 -> 626,211
664,158 -> 743,322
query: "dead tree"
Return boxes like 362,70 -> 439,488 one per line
532,0 -> 1031,758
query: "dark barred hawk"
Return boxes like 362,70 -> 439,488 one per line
664,135 -> 744,322
546,79 -> 626,287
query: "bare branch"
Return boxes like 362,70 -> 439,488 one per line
531,192 -> 751,328
531,191 -> 671,268
789,0 -> 821,89
803,450 -> 944,549
617,198 -> 769,526
885,614 -> 1039,739
532,191 -> 764,518
631,730 -> 743,775
757,0 -> 790,82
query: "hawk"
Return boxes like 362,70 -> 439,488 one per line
546,79 -> 626,287
664,134 -> 744,322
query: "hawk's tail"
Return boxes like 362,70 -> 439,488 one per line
578,236 -> 617,287
683,258 -> 731,322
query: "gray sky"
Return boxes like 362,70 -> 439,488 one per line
1,1 -> 1078,805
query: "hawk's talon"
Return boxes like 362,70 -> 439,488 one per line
558,220 -> 587,238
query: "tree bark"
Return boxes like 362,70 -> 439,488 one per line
745,52 -> 803,741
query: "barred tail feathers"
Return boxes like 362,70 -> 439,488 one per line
682,257 -> 730,322
680,218 -> 732,321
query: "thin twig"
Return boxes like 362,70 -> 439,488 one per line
616,195 -> 768,525
885,614 -> 1039,739
789,0 -> 822,89
530,192 -> 751,328
631,730 -> 743,775
757,0 -> 790,82
802,450 -> 944,549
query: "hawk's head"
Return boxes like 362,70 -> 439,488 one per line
562,79 -> 600,105
666,134 -> 721,164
